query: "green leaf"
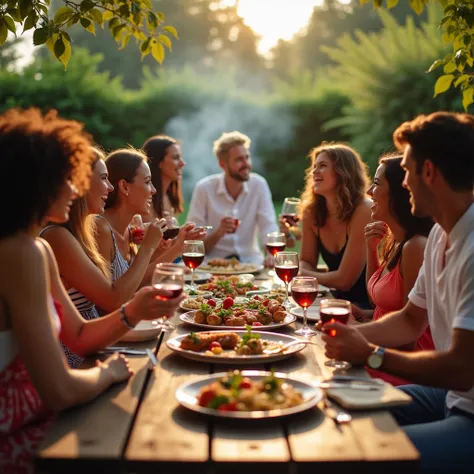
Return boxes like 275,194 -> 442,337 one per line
158,34 -> 172,51
80,0 -> 94,13
427,59 -> 444,73
454,75 -> 470,87
387,0 -> 399,8
119,33 -> 131,50
151,42 -> 165,64
433,74 -> 455,97
140,37 -> 151,58
19,0 -> 33,20
0,21 -> 7,46
157,12 -> 165,22
4,15 -> 16,35
163,25 -> 178,39
443,62 -> 457,74
33,27 -> 49,46
80,17 -> 96,35
89,8 -> 104,28
112,23 -> 127,40
54,36 -> 66,61
103,10 -> 114,21
462,87 -> 474,111
409,0 -> 426,15
7,8 -> 22,22
22,12 -> 37,33
54,6 -> 74,24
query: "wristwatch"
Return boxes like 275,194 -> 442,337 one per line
367,346 -> 385,369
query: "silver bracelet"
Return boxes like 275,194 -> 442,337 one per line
120,304 -> 135,330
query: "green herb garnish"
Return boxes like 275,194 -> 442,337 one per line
189,332 -> 200,344
263,369 -> 281,393
189,289 -> 198,296
199,303 -> 213,315
208,395 -> 229,409
240,325 -> 260,347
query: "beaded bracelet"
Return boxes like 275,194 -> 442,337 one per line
120,304 -> 136,330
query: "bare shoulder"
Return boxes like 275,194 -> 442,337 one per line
402,235 -> 427,259
41,225 -> 74,246
350,198 -> 373,229
95,216 -> 111,235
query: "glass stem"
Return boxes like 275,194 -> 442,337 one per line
284,282 -> 289,303
190,268 -> 195,288
303,306 -> 308,330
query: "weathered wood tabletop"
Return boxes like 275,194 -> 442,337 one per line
36,272 -> 419,474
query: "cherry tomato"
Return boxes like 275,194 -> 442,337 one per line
209,341 -> 222,350
252,322 -> 263,327
262,299 -> 270,306
239,380 -> 252,389
222,297 -> 234,309
218,401 -> 238,411
198,389 -> 216,407
207,299 -> 217,307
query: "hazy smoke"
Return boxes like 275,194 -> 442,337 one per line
165,99 -> 295,200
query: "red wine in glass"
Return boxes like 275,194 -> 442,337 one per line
153,283 -> 183,300
266,242 -> 286,256
163,227 -> 180,240
291,287 -> 318,308
182,252 -> 205,269
229,218 -> 240,234
320,307 -> 350,325
281,213 -> 300,226
275,265 -> 298,283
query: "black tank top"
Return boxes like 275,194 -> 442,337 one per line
317,232 -> 370,308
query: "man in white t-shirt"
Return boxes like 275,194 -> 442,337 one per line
321,112 -> 474,473
187,131 -> 278,264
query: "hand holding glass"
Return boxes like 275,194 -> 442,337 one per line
130,214 -> 145,244
320,299 -> 351,370
291,276 -> 318,337
280,197 -> 301,228
151,263 -> 185,330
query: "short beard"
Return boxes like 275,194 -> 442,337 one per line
228,169 -> 250,182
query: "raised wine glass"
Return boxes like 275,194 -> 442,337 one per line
130,214 -> 145,244
274,252 -> 299,308
225,208 -> 240,233
163,214 -> 180,240
280,197 -> 301,228
182,240 -> 205,290
151,263 -> 185,331
291,276 -> 318,337
320,299 -> 351,370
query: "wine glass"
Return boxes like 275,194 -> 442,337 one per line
163,214 -> 180,240
320,299 -> 351,370
291,276 -> 318,337
151,263 -> 185,331
225,208 -> 240,233
130,214 -> 145,244
274,252 -> 299,308
182,240 -> 205,290
280,197 -> 301,228
266,231 -> 286,276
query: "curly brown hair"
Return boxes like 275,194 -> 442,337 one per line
393,111 -> 474,191
0,108 -> 94,239
300,143 -> 369,227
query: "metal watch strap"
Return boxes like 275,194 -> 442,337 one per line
120,304 -> 135,330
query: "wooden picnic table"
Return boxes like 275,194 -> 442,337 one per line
36,271 -> 419,474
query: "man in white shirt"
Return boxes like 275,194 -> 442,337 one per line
321,112 -> 474,473
187,131 -> 278,264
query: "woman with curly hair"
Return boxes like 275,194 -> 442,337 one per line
0,108 -> 183,473
298,143 -> 372,307
41,147 -> 167,367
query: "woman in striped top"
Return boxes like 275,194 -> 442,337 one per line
42,148 -> 167,367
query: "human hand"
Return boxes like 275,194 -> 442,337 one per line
97,353 -> 133,383
264,254 -> 274,268
126,286 -> 186,323
140,218 -> 167,252
217,216 -> 238,236
364,221 -> 389,251
321,322 -> 373,365
174,223 -> 207,249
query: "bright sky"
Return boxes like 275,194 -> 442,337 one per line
233,0 -> 324,54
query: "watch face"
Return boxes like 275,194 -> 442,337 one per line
368,353 -> 383,369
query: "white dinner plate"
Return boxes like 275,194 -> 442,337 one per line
179,310 -> 296,331
199,264 -> 264,275
289,304 -> 321,321
184,271 -> 213,283
167,330 -> 306,364
176,370 -> 323,419
119,320 -> 162,342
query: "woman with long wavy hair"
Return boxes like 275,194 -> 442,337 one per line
41,148 -> 167,367
299,143 -> 372,308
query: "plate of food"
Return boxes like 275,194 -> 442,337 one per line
189,275 -> 261,299
184,271 -> 212,283
176,369 -> 323,418
119,320 -> 162,342
179,294 -> 296,330
167,327 -> 306,364
200,258 -> 264,275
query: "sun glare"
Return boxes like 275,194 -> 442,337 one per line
230,0 -> 323,54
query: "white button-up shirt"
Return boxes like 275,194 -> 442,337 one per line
409,202 -> 474,415
187,173 -> 278,264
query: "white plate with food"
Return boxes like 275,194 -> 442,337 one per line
167,329 -> 306,364
176,370 -> 323,418
200,258 -> 264,275
289,305 -> 321,321
119,320 -> 162,342
179,310 -> 296,331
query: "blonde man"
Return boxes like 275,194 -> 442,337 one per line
187,131 -> 278,264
